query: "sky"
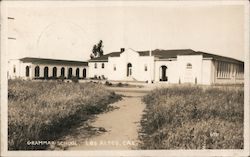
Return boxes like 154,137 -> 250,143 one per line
4,1 -> 246,61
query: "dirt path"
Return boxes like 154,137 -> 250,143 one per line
56,91 -> 147,150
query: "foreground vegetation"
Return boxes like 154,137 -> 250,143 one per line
140,86 -> 244,149
8,80 -> 121,150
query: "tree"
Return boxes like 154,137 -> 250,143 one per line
97,40 -> 104,56
90,40 -> 104,58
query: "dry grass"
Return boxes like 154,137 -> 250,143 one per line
8,80 -> 121,150
139,85 -> 244,149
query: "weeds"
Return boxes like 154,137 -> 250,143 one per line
139,86 -> 244,149
8,80 -> 121,150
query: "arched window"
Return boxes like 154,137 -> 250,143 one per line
68,68 -> 72,78
13,65 -> 16,73
94,63 -> 97,69
127,63 -> 132,76
102,63 -> 105,69
186,63 -> 192,69
76,68 -> 80,78
35,66 -> 40,77
144,64 -> 148,71
83,68 -> 86,78
53,67 -> 57,78
61,67 -> 65,77
26,66 -> 30,77
44,67 -> 49,79
113,64 -> 116,71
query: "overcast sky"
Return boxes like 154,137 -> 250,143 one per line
4,1 -> 246,61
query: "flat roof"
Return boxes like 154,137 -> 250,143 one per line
20,57 -> 88,66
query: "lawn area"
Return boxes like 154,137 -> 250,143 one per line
8,80 -> 121,150
139,85 -> 244,149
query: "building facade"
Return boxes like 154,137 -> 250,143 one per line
8,49 -> 244,85
88,48 -> 244,85
8,57 -> 88,80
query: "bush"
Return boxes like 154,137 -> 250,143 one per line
71,76 -> 79,83
139,86 -> 244,149
105,81 -> 112,86
8,80 -> 121,150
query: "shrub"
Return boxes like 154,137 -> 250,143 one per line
139,86 -> 244,149
105,81 -> 112,86
71,76 -> 79,83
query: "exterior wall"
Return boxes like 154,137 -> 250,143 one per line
8,60 -> 88,79
8,59 -> 21,79
88,62 -> 108,79
176,55 -> 203,84
31,64 -> 88,78
155,57 -> 214,85
107,49 -> 154,82
213,60 -> 244,84
8,59 -> 33,80
201,59 -> 213,85
154,59 -> 178,83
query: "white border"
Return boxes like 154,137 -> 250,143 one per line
1,1 -> 249,157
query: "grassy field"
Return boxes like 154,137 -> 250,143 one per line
139,85 -> 244,149
8,80 -> 121,150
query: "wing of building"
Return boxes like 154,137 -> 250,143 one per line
88,48 -> 244,85
8,57 -> 88,80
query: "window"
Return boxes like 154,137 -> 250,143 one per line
216,61 -> 232,78
94,63 -> 97,69
102,63 -> 105,69
35,66 -> 40,77
76,68 -> 80,78
144,65 -> 148,71
68,68 -> 73,78
53,67 -> 57,78
113,64 -> 116,71
44,67 -> 49,78
186,63 -> 192,69
61,67 -> 65,77
83,68 -> 86,78
236,64 -> 244,78
25,66 -> 29,77
13,65 -> 16,73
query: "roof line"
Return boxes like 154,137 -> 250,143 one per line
20,57 -> 88,63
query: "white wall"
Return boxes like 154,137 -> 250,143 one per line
32,64 -> 88,78
107,49 -> 154,82
155,55 -> 204,84
88,62 -> 108,79
8,59 -> 21,79
176,55 -> 203,84
201,59 -> 213,85
8,60 -> 32,79
8,60 -> 88,79
154,59 -> 178,83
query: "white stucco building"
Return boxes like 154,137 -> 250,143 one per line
8,48 -> 244,85
88,48 -> 244,85
8,57 -> 88,80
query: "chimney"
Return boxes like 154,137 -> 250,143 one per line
121,48 -> 125,52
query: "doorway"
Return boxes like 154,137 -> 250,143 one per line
127,63 -> 132,77
160,65 -> 168,81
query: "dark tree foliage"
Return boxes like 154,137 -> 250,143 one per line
90,40 -> 104,58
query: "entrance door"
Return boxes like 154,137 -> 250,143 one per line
160,65 -> 168,81
127,63 -> 132,77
